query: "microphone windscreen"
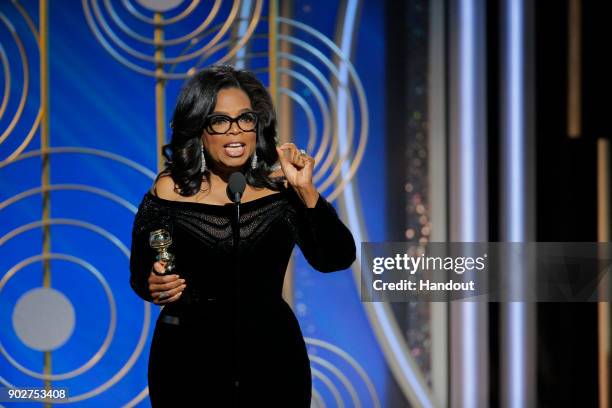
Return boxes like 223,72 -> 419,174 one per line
227,172 -> 246,203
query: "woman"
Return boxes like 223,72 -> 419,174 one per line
129,64 -> 356,407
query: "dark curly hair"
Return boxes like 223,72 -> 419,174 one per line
157,64 -> 284,196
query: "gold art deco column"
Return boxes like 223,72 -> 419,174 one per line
566,1 -> 610,405
154,12 -> 166,174
598,138 -> 610,408
39,0 -> 53,402
268,0 -> 278,107
567,0 -> 581,140
269,0 -> 295,307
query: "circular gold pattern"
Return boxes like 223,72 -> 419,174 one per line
82,0 -> 263,79
0,254 -> 117,381
276,18 -> 368,201
0,149 -> 155,403
0,3 -> 41,163
306,337 -> 381,407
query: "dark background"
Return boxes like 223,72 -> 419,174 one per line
386,0 -> 611,406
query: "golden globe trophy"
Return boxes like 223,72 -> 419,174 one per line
149,228 -> 175,275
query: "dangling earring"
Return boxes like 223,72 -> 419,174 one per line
200,144 -> 207,173
251,150 -> 258,169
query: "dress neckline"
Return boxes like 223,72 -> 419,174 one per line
145,188 -> 287,212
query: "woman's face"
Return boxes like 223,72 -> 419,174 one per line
202,87 -> 257,173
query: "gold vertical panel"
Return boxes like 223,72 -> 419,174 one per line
598,139 -> 611,243
278,0 -> 294,308
598,138 -> 611,408
272,0 -> 292,306
154,12 -> 166,174
277,0 -> 293,145
39,0 -> 53,402
39,0 -> 50,287
567,0 -> 581,139
268,0 -> 278,107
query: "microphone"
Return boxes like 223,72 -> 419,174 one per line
226,171 -> 246,393
227,172 -> 246,203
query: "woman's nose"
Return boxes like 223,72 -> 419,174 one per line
227,121 -> 241,134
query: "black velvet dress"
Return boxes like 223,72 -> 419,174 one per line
128,184 -> 356,407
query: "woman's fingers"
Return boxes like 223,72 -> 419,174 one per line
280,143 -> 301,166
149,267 -> 186,304
149,277 -> 185,293
153,283 -> 185,299
152,261 -> 166,275
148,262 -> 187,303
277,143 -> 310,168
276,143 -> 316,189
154,288 -> 184,305
276,146 -> 296,181
148,269 -> 179,284
152,283 -> 186,303
276,144 -> 293,168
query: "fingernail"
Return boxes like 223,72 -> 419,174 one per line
180,279 -> 185,283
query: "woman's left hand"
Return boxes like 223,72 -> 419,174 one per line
276,143 -> 319,207
276,143 -> 314,187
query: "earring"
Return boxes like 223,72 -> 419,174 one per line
200,144 -> 207,173
251,150 -> 258,169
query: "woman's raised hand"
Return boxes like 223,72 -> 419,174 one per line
276,143 -> 320,208
276,143 -> 314,189
148,261 -> 187,305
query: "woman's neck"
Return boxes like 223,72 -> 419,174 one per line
207,166 -> 245,185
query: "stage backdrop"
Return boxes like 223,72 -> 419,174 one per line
0,1 -> 436,407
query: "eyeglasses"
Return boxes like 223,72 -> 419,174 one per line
204,111 -> 258,135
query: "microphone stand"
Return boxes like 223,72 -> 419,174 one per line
231,193 -> 241,401
226,171 -> 245,404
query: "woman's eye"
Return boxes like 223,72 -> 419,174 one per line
211,117 -> 229,126
239,114 -> 256,123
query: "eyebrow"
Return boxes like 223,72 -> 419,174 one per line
210,108 -> 253,116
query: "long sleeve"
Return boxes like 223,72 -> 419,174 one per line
129,194 -> 172,302
287,189 -> 356,272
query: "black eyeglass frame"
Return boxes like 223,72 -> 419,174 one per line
203,111 -> 259,135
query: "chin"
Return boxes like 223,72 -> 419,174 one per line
218,158 -> 249,170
